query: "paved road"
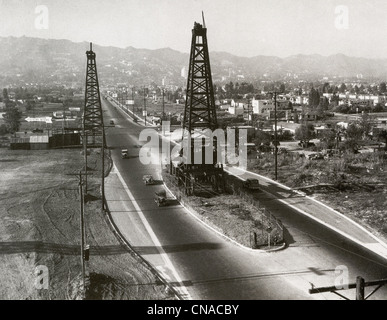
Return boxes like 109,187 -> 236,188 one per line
103,98 -> 387,300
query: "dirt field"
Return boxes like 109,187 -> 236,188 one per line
248,151 -> 387,244
0,148 -> 174,300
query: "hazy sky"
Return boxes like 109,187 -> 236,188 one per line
1,0 -> 387,59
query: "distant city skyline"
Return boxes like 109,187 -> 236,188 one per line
1,0 -> 387,59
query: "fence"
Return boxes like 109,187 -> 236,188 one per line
228,182 -> 284,248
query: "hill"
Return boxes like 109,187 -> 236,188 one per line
1,36 -> 387,88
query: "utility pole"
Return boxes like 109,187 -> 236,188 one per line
101,127 -> 105,211
131,86 -> 135,119
144,85 -> 147,126
79,171 -> 86,298
83,130 -> 88,193
67,171 -> 93,299
162,88 -> 165,121
309,276 -> 387,300
62,102 -> 66,146
274,91 -> 278,181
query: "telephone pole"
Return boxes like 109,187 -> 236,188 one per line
162,88 -> 165,121
309,276 -> 387,300
79,171 -> 86,298
143,85 -> 147,126
274,91 -> 278,181
131,86 -> 135,120
67,171 -> 93,299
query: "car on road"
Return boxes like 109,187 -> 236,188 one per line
110,120 -> 115,125
243,178 -> 260,190
32,128 -> 44,133
154,190 -> 167,206
143,174 -> 155,185
121,149 -> 129,159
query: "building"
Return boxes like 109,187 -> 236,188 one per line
290,96 -> 309,105
252,99 -> 274,114
228,105 -> 244,116
231,99 -> 248,109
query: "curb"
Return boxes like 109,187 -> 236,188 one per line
102,168 -> 183,300
225,166 -> 387,253
162,180 -> 287,254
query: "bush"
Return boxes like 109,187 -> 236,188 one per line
382,223 -> 387,234
0,124 -> 8,135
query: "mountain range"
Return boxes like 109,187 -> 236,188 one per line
0,36 -> 386,88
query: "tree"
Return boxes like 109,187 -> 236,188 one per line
0,124 -> 8,135
3,105 -> 22,133
308,88 -> 320,107
295,124 -> 315,148
358,113 -> 373,139
380,82 -> 386,94
378,130 -> 387,150
372,103 -> 384,113
339,83 -> 347,93
253,130 -> 271,147
345,123 -> 363,142
322,82 -> 330,93
2,88 -> 9,101
319,129 -> 337,149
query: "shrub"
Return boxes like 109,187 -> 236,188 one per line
0,124 -> 8,135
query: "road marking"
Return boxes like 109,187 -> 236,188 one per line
113,164 -> 192,300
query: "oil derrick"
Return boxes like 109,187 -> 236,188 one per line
83,43 -> 105,147
176,16 -> 224,196
82,43 -> 105,194
182,19 -> 217,133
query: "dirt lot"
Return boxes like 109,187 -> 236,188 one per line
0,148 -> 173,300
248,151 -> 387,244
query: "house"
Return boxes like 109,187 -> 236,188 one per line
228,105 -> 244,116
231,99 -> 248,109
252,99 -> 274,114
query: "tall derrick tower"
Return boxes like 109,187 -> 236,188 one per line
175,16 -> 224,196
83,43 -> 105,147
182,20 -> 217,133
82,43 -> 105,194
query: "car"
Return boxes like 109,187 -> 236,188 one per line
143,174 -> 155,185
121,149 -> 129,159
154,190 -> 167,206
110,120 -> 115,125
243,178 -> 260,190
32,128 -> 44,133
